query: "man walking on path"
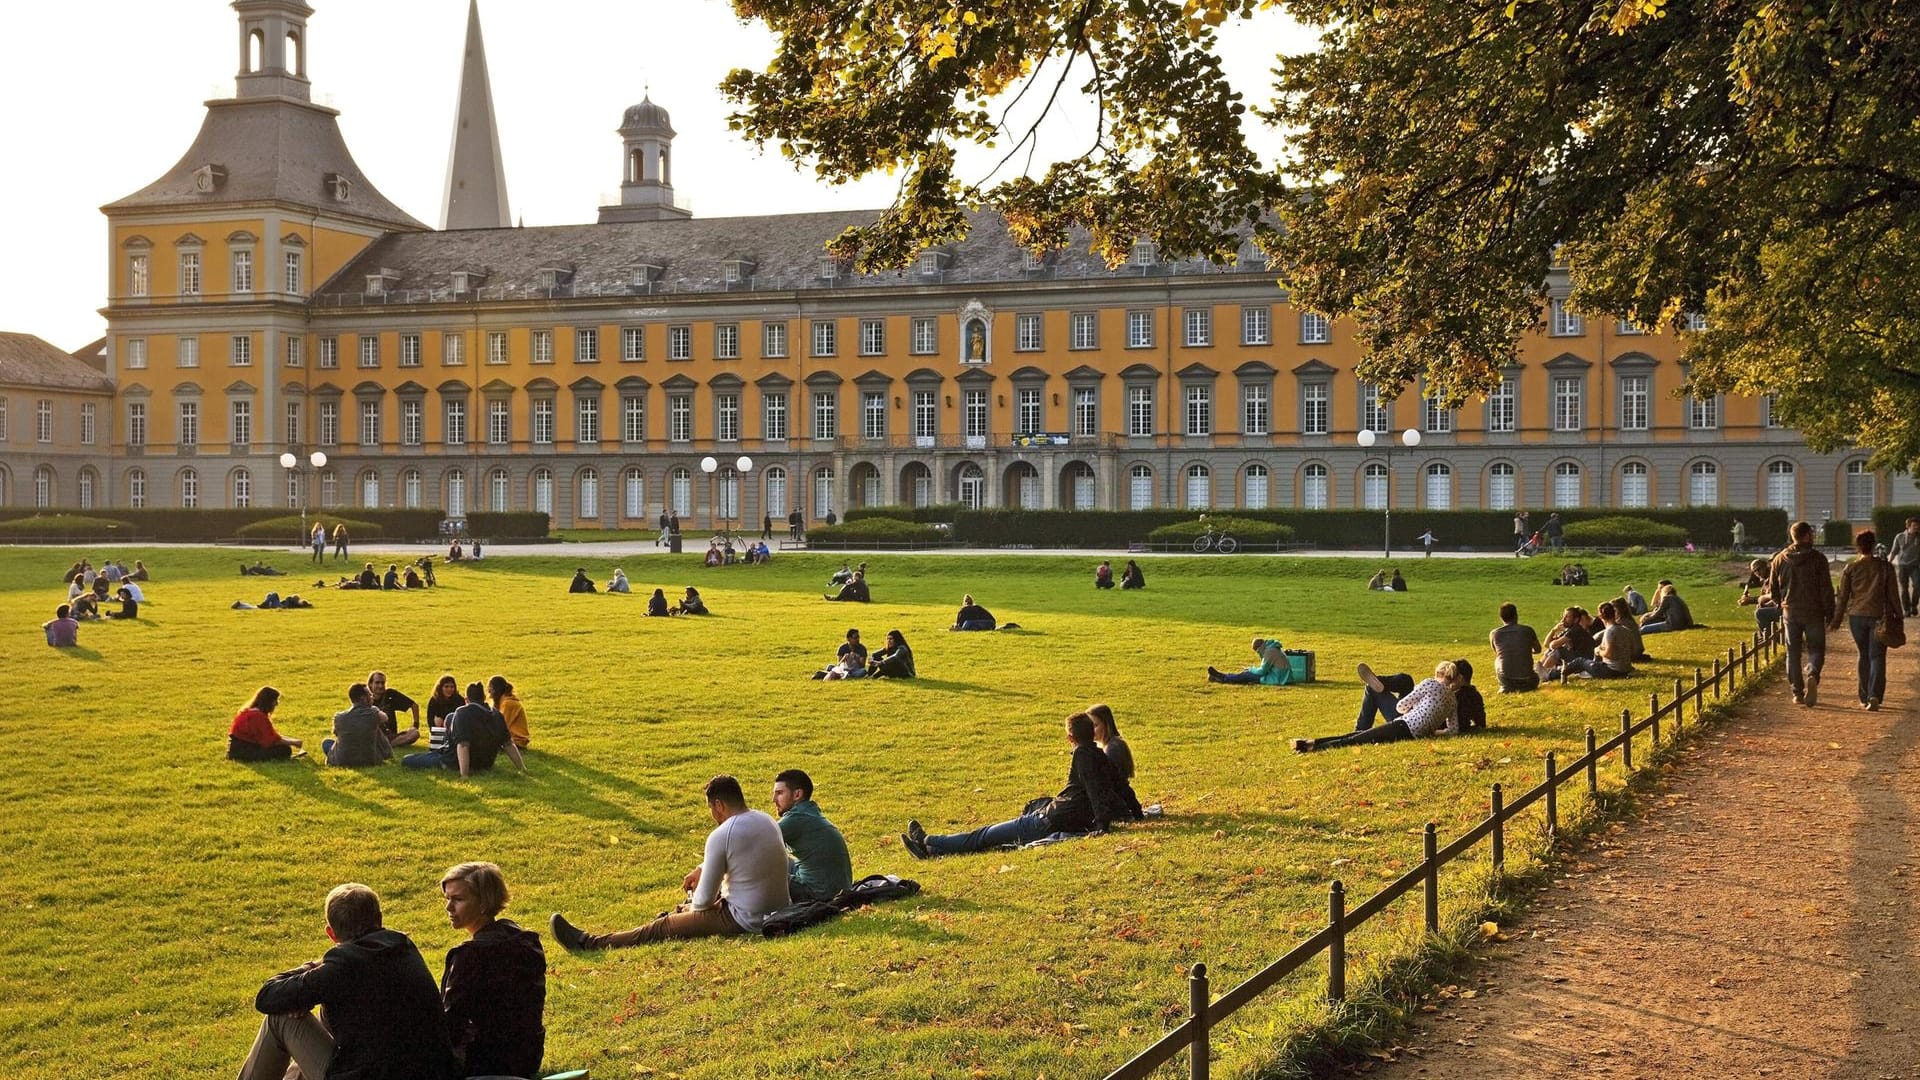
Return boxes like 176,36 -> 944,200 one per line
1891,516 -> 1920,617
1730,517 -> 1746,556
1513,511 -> 1530,557
1770,519 -> 1836,705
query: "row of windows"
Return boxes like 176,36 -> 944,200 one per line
124,249 -> 303,299
1547,299 -> 1708,338
0,399 -> 97,445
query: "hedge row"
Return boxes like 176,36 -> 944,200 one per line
466,512 -> 551,539
0,507 -> 549,541
845,504 -> 968,524
236,516 -> 385,541
1146,517 -> 1297,544
1872,506 -> 1920,541
0,514 -> 137,538
807,517 -> 946,543
1561,517 -> 1688,547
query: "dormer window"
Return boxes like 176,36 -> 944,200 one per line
723,259 -> 755,286
450,270 -> 486,295
1130,241 -> 1157,267
629,264 -> 663,290
818,257 -> 843,282
535,265 -> 574,292
192,165 -> 227,194
365,268 -> 399,296
1022,250 -> 1047,272
916,251 -> 946,276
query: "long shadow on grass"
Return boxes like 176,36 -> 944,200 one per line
342,754 -> 669,834
812,905 -> 969,944
242,759 -> 401,817
50,645 -> 106,662
891,677 -> 1008,696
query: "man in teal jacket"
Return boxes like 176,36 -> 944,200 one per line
1207,637 -> 1293,685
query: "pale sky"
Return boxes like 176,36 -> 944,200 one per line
0,1 -> 1313,351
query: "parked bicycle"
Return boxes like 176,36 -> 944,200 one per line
1192,518 -> 1239,554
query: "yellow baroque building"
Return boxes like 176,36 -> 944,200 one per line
14,1 -> 1890,528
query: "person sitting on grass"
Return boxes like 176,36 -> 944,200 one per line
1639,580 -> 1696,634
1088,703 -> 1144,820
647,587 -> 670,616
1095,560 -> 1115,589
437,862 -> 546,1080
551,775 -> 791,949
903,712 -> 1127,858
1537,606 -> 1596,676
1606,595 -> 1652,661
1622,583 -> 1649,616
448,541 -> 465,562
43,604 -> 80,647
118,580 -> 145,604
1366,569 -> 1389,591
1293,661 -> 1463,752
1453,659 -> 1488,730
951,594 -> 997,631
129,560 -> 151,581
365,671 -> 421,748
773,769 -> 854,903
378,564 -> 398,590
1559,602 -> 1636,679
403,682 -> 524,776
424,674 -> 463,757
227,686 -> 304,762
672,586 -> 709,615
1207,637 -> 1293,685
235,883 -> 460,1080
1489,602 -> 1542,693
1737,559 -> 1769,605
814,628 -> 868,680
1121,559 -> 1146,589
356,564 -> 379,590
606,568 -> 631,593
323,683 -> 393,767
867,629 -> 916,678
403,565 -> 425,589
705,541 -> 725,568
568,568 -> 596,594
825,570 -> 870,602
1391,568 -> 1408,591
489,676 -> 531,750
70,593 -> 101,620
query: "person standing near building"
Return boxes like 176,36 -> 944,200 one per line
762,511 -> 774,540
1513,511 -> 1530,557
1543,512 -> 1565,555
1890,517 -> 1920,617
310,523 -> 327,563
1769,520 -> 1836,706
1730,518 -> 1747,556
332,523 -> 350,562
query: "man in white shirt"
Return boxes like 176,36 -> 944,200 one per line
549,775 -> 789,949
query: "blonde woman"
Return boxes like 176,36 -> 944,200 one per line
1294,661 -> 1461,752
439,862 -> 545,1079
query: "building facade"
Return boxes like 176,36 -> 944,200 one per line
4,1 -> 1893,527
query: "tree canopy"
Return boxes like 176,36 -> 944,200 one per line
723,0 -> 1920,468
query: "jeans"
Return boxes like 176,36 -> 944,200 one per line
1354,673 -> 1415,730
1565,657 -> 1629,679
1849,615 -> 1888,704
1313,719 -> 1414,750
1640,621 -> 1672,634
1900,563 -> 1920,617
1755,605 -> 1782,631
926,810 -> 1054,855
311,543 -> 325,563
401,749 -> 456,770
1217,669 -> 1266,684
955,620 -> 996,631
1785,618 -> 1827,695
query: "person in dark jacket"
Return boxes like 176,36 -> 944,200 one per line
1120,559 -> 1146,589
1771,519 -> 1837,705
824,570 -> 870,602
647,587 -> 670,617
1088,703 -> 1144,820
902,712 -> 1125,856
568,568 -> 596,594
1638,580 -> 1696,634
951,594 -> 997,631
439,862 -> 546,1080
236,883 -> 460,1080
867,629 -> 916,678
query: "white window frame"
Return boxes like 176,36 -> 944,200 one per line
1550,298 -> 1584,337
1243,383 -> 1270,436
531,330 -> 553,364
763,321 -> 788,358
1183,308 -> 1211,347
1300,311 -> 1329,344
488,399 -> 510,445
1015,313 -> 1042,352
1126,310 -> 1154,349
716,323 -> 740,360
230,334 -> 252,367
1552,376 -> 1583,432
763,393 -> 788,441
445,400 -> 467,446
532,399 -> 554,445
577,327 -> 601,363
1073,388 -> 1098,437
1184,384 -> 1212,436
359,400 -> 380,448
668,325 -> 692,361
1070,312 -> 1098,350
1619,462 -> 1650,508
812,391 -> 838,440
622,396 -> 644,443
1127,385 -> 1154,437
911,317 -> 937,355
717,393 -> 741,442
860,319 -> 885,356
812,320 -> 837,358
1016,387 -> 1042,434
399,333 -> 422,368
669,394 -> 693,443
1620,374 -> 1650,431
401,400 -> 423,446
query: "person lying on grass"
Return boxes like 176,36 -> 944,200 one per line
901,712 -> 1127,857
951,593 -> 997,631
814,628 -> 868,680
1292,659 -> 1468,752
438,862 -> 546,1080
1206,637 -> 1292,685
401,682 -> 525,776
235,883 -> 459,1080
772,768 -> 854,903
824,570 -> 870,602
1088,703 -> 1143,821
550,774 -> 790,949
227,686 -> 304,762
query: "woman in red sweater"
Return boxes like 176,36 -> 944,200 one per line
227,687 -> 304,762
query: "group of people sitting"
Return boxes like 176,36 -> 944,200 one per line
584,570 -> 710,615
824,562 -> 871,602
446,539 -> 483,562
1552,563 -> 1591,587
1093,559 -> 1146,589
235,866 -> 544,1080
705,537 -> 773,566
1293,659 -> 1486,751
324,561 -> 430,590
901,704 -> 1145,856
1365,568 -> 1409,591
57,574 -> 143,624
1489,591 -> 1664,688
63,557 -> 147,587
812,627 -> 915,679
226,672 -> 531,778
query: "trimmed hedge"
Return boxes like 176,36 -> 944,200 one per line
1561,516 -> 1687,548
0,514 -> 137,539
845,503 -> 966,524
808,517 -> 946,544
1873,506 -> 1920,543
466,512 -> 551,539
0,507 -> 445,541
1146,516 -> 1298,544
236,515 -> 384,541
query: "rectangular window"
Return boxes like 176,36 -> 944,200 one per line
125,337 -> 147,369
402,400 -> 422,446
1620,374 -> 1649,431
669,394 -> 692,442
1764,393 -> 1781,428
1015,313 -> 1042,352
442,333 -> 465,366
358,335 -> 380,368
231,249 -> 253,293
318,402 -> 337,447
1303,382 -> 1329,435
178,336 -> 199,368
812,320 -> 837,357
1682,312 -> 1709,332
532,399 -> 554,444
622,326 -> 645,362
399,333 -> 421,367
285,251 -> 302,295
911,317 -> 937,355
531,330 -> 553,364
1184,385 -> 1211,436
129,254 -> 149,297
669,325 -> 691,360
359,401 -> 380,447
1424,393 -> 1452,433
1073,388 -> 1098,437
763,393 -> 788,441
177,401 -> 198,447
1241,305 -> 1270,345
230,334 -> 252,367
1361,382 -> 1390,433
622,396 -> 645,443
576,327 -> 600,362
1689,393 -> 1719,430
1550,298 -> 1584,337
230,400 -> 251,448
284,401 -> 300,446
127,402 -> 147,447
862,391 -> 887,439
318,337 -> 338,369
488,399 -> 510,445
1243,384 -> 1270,436
179,252 -> 201,296
812,391 -> 837,440
36,399 -> 53,442
763,321 -> 788,358
715,323 -> 740,360
860,319 -> 885,356
1552,376 -> 1583,431
1488,378 -> 1516,432
81,402 -> 95,445
913,390 -> 937,439
1300,311 -> 1330,344
717,393 -> 740,441
1127,385 -> 1154,437
444,400 -> 466,446
1616,319 -> 1645,336
577,398 -> 599,444
1071,311 -> 1098,350
1183,307 -> 1211,347
1126,310 -> 1154,348
284,336 -> 302,367
964,389 -> 989,439
1017,387 -> 1042,434
487,331 -> 509,365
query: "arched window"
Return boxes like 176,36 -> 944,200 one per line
533,468 -> 553,514
447,470 -> 466,517
1845,460 -> 1875,520
671,466 -> 693,517
248,28 -> 265,72
580,468 -> 600,521
1764,460 -> 1796,513
1620,462 -> 1650,508
764,466 -> 788,517
128,468 -> 146,509
813,465 -> 836,517
1067,463 -> 1096,510
1424,462 -> 1451,510
360,470 -> 380,508
1128,464 -> 1154,510
1486,463 -> 1516,511
33,465 -> 53,508
1689,460 -> 1719,506
286,30 -> 303,75
1010,462 -> 1040,509
78,468 -> 97,510
623,468 -> 645,519
717,467 -> 737,519
489,468 -> 511,512
1184,463 -> 1211,509
1552,461 -> 1582,507
1242,463 -> 1268,510
180,467 -> 200,508
1303,463 -> 1329,510
232,467 -> 252,508
1361,462 -> 1388,510
403,469 -> 421,509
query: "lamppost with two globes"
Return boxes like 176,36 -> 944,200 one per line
1355,427 -> 1420,559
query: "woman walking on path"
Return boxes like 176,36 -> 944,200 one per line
1831,529 -> 1903,710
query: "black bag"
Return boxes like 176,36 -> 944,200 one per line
831,874 -> 923,910
760,901 -> 842,938
1021,796 -> 1055,818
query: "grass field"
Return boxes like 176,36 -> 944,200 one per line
0,545 -> 1763,1078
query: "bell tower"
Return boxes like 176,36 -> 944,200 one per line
598,96 -> 693,223
233,0 -> 314,102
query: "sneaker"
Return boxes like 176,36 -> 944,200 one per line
1805,676 -> 1820,707
1356,663 -> 1385,694
1206,666 -> 1223,682
907,819 -> 927,845
900,832 -> 930,860
549,913 -> 591,953
1792,689 -> 1805,704
1292,738 -> 1314,753
1143,803 -> 1164,817
1867,699 -> 1882,711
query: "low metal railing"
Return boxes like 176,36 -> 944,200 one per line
1104,622 -> 1783,1080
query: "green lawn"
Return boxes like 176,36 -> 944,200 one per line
0,546 -> 1761,1078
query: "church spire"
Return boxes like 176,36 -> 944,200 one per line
440,0 -> 511,230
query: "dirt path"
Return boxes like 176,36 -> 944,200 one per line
1364,630 -> 1920,1080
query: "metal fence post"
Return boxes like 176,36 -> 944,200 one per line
1544,752 -> 1558,840
1621,709 -> 1634,773
1423,823 -> 1439,934
1586,727 -> 1599,796
1490,783 -> 1505,873
1328,881 -> 1346,1002
1189,963 -> 1210,1080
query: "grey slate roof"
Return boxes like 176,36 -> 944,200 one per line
0,333 -> 115,392
104,98 -> 424,229
313,208 -> 1259,305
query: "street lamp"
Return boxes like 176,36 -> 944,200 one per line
699,454 -> 756,535
279,449 -> 328,543
1355,428 -> 1420,558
